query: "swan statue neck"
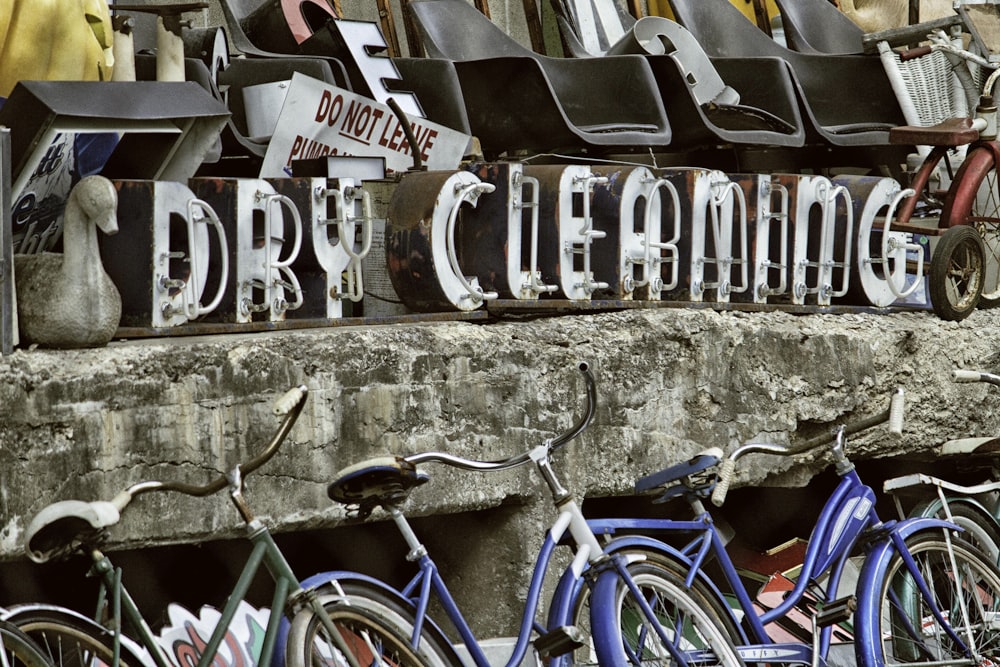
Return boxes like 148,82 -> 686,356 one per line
61,185 -> 107,279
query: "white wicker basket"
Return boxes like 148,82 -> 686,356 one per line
878,36 -> 973,128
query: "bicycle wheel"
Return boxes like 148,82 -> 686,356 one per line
561,550 -> 742,666
874,533 -> 1000,666
588,558 -> 744,666
928,225 -> 984,321
0,619 -> 59,667
8,608 -> 150,667
942,145 -> 1000,307
285,591 -> 458,667
933,503 -> 1000,567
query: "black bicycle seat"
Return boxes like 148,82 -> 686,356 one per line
635,448 -> 723,501
328,457 -> 429,518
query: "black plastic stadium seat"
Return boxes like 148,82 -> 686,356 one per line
774,0 -> 865,55
405,0 -> 672,157
666,0 -> 905,149
605,17 -> 805,150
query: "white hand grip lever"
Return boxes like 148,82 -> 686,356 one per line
951,369 -> 984,383
888,388 -> 905,435
273,386 -> 307,416
711,458 -> 736,507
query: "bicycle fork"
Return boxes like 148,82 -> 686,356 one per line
855,518 -> 987,667
532,442 -> 697,665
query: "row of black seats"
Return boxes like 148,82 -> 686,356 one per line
128,0 -> 911,177
401,0 -> 910,171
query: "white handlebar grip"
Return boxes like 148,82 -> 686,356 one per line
273,385 -> 307,415
711,458 -> 736,507
888,388 -> 905,435
951,369 -> 983,383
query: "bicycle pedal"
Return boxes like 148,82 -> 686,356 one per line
534,625 -> 585,658
815,595 -> 857,628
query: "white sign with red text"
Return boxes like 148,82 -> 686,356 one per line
260,73 -> 470,177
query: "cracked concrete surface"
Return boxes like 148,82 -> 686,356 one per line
2,306 -> 1000,635
2,307 -> 998,552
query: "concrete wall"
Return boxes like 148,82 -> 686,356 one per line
3,307 -> 1000,636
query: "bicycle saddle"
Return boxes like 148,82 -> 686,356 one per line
25,499 -> 121,563
635,447 -> 723,503
328,457 -> 429,519
941,436 -> 1000,456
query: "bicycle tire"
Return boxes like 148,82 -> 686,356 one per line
934,502 -> 1000,566
942,145 -> 1000,307
312,580 -> 463,667
8,608 -> 151,667
285,591 -> 457,667
928,225 -> 984,321
0,619 -> 59,667
871,533 -> 1000,666
588,558 -> 744,666
560,549 -> 742,666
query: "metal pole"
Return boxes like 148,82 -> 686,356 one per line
1,127 -> 13,355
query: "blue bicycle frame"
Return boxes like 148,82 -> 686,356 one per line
303,503 -> 600,667
571,415 -> 974,667
300,361 -> 709,667
585,480 -> 957,665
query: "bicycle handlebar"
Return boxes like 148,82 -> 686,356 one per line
404,362 -> 597,471
110,385 -> 309,510
952,369 -> 1000,387
710,389 -> 904,507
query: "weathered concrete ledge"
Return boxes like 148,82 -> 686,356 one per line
2,306 -> 999,563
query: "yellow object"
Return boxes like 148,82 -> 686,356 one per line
0,0 -> 114,98
651,0 -> 780,25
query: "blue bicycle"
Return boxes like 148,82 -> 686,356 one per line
298,362 -> 745,666
582,390 -> 1000,667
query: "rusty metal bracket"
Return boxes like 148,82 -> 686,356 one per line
384,0 -> 406,56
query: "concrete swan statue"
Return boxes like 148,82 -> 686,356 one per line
14,175 -> 123,348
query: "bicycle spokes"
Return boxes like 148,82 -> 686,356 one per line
884,539 -> 1000,665
310,619 -> 404,667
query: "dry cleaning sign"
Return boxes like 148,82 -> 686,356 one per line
260,72 -> 470,177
